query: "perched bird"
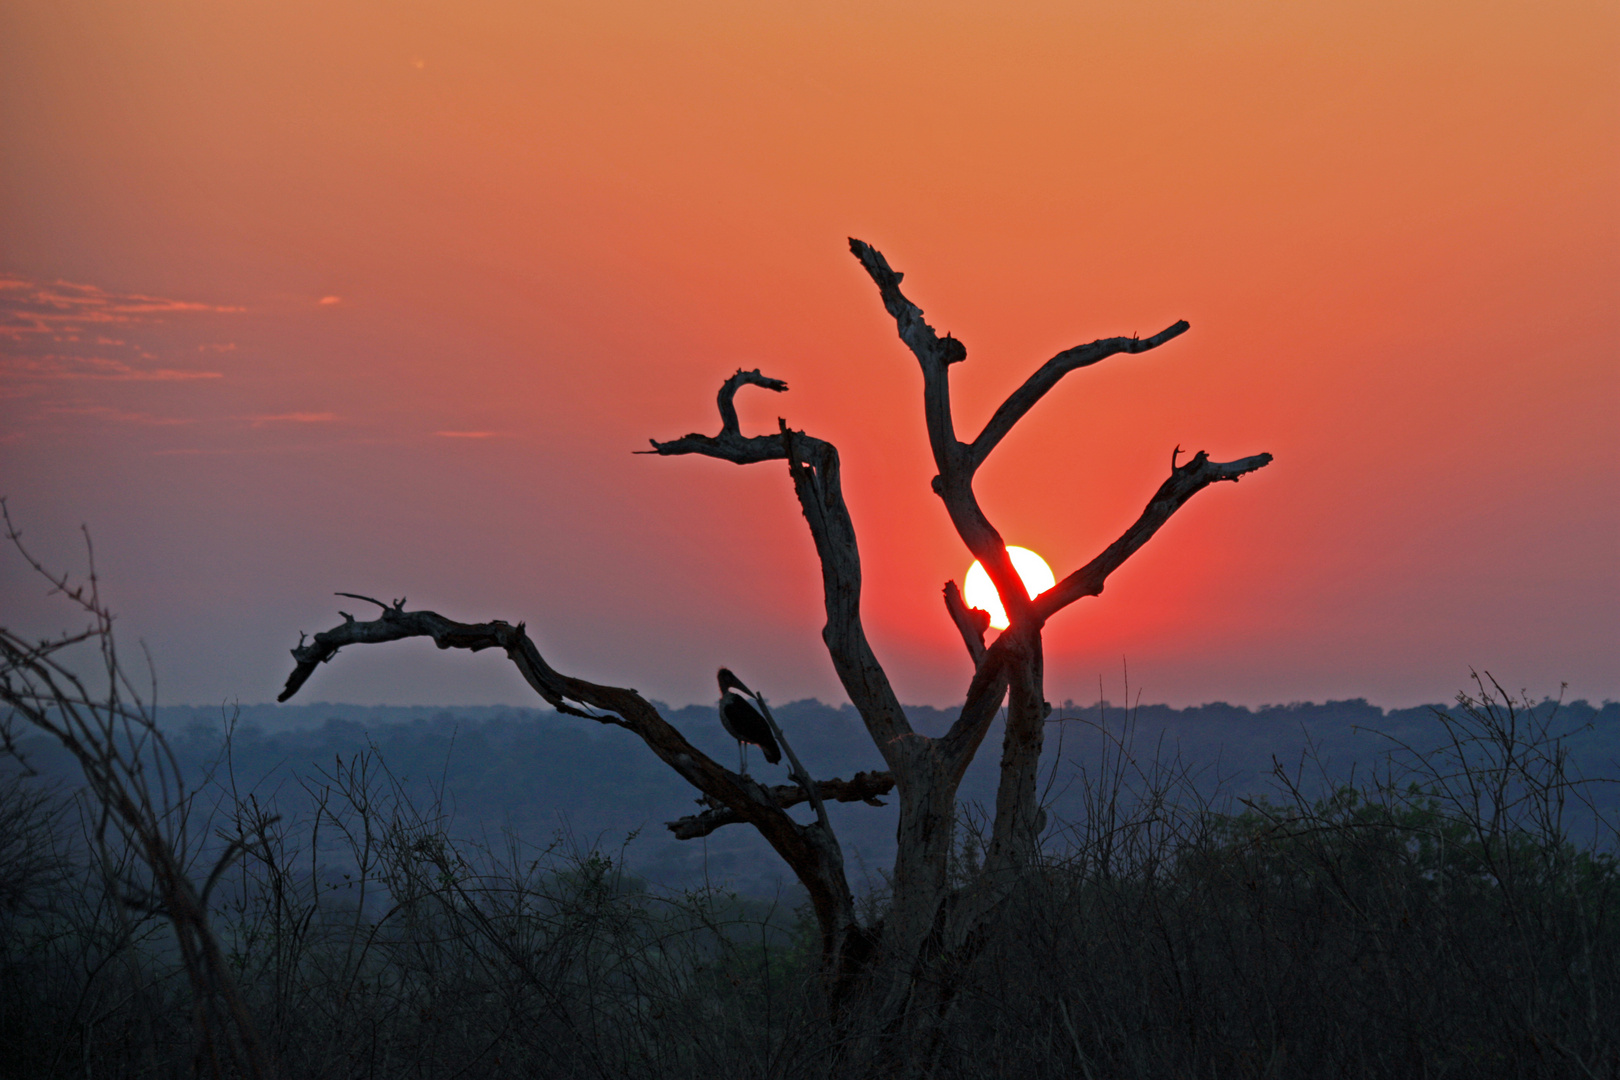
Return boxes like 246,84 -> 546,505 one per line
716,668 -> 782,773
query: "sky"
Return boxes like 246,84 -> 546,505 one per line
2,0 -> 1615,712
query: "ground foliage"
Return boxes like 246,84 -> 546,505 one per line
3,679 -> 1616,1079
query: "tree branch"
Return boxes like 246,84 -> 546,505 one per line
643,367 -> 913,768
938,636 -> 1012,774
848,238 -> 967,482
640,367 -> 789,463
847,239 -> 1025,622
668,770 -> 896,840
1035,449 -> 1274,619
781,424 -> 914,759
968,321 -> 1190,470
277,602 -> 860,938
717,368 -> 788,434
846,239 -> 967,373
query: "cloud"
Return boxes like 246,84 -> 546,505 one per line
0,276 -> 242,386
0,277 -> 243,339
44,404 -> 197,426
1,354 -> 223,382
317,295 -> 343,306
250,412 -> 339,426
433,430 -> 505,439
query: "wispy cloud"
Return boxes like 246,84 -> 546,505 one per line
1,354 -> 223,382
0,276 -> 242,387
250,412 -> 339,426
433,430 -> 505,439
0,276 -> 243,339
44,404 -> 197,426
317,295 -> 343,306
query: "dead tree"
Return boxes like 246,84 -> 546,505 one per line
276,239 -> 1271,1051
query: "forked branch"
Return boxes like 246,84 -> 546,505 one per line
847,238 -> 1269,642
1036,449 -> 1273,618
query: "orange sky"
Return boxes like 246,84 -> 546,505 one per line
2,0 -> 1615,709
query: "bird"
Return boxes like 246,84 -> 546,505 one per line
716,668 -> 782,774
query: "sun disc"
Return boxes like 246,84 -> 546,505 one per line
962,546 -> 1055,630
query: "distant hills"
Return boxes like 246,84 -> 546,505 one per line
14,696 -> 1617,896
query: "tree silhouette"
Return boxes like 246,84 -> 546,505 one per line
276,238 -> 1272,1058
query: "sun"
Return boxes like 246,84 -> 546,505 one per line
962,546 -> 1055,630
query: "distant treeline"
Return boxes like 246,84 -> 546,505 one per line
15,695 -> 1618,895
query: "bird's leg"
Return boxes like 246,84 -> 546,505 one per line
738,740 -> 748,775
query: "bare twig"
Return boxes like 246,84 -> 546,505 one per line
669,770 -> 896,840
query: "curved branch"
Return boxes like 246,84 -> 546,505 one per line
277,602 -> 859,939
640,367 -> 789,463
1035,449 -> 1274,619
969,321 -> 1190,470
641,430 -> 783,464
717,368 -> 788,434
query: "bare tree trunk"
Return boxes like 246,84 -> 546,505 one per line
272,240 -> 1272,1065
